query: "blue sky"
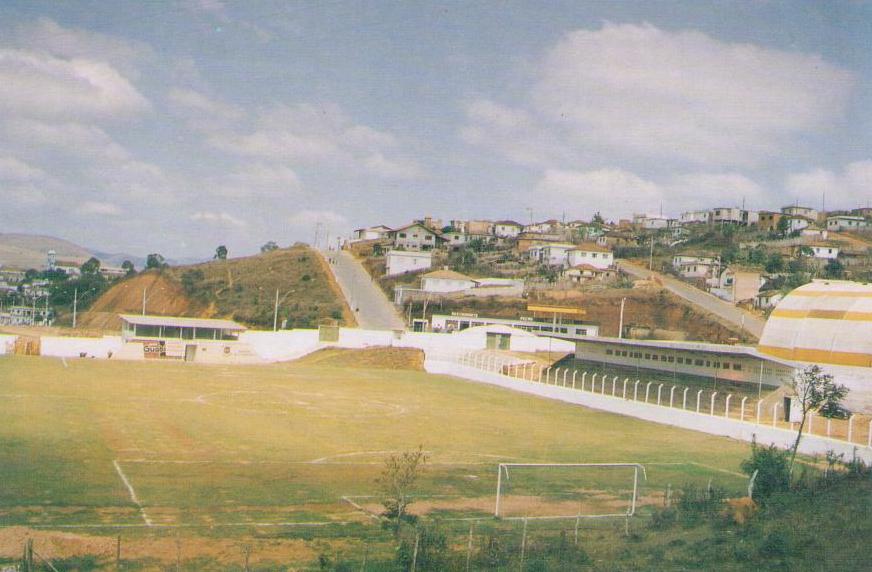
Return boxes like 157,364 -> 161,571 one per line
1,1 -> 871,258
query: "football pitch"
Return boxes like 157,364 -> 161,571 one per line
0,354 -> 753,530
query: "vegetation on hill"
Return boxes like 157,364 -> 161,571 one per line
77,246 -> 354,330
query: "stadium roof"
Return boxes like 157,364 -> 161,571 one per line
120,314 -> 246,331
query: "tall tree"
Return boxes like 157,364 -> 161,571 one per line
260,241 -> 279,253
214,245 -> 228,260
80,257 -> 101,275
121,260 -> 136,276
788,365 -> 849,474
145,253 -> 167,269
376,446 -> 428,531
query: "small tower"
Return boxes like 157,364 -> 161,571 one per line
47,249 -> 57,270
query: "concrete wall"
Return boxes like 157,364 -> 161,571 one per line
424,357 -> 872,463
41,335 -> 123,358
0,334 -> 17,355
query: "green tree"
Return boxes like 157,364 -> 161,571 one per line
740,438 -> 790,503
776,216 -> 791,237
592,211 -> 605,225
214,245 -> 228,260
145,253 -> 167,269
121,260 -> 136,276
787,365 -> 849,474
80,257 -> 101,275
824,258 -> 845,279
765,253 -> 785,273
260,241 -> 279,253
376,446 -> 428,530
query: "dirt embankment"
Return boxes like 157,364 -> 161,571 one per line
436,287 -> 749,344
78,272 -> 192,330
293,347 -> 425,370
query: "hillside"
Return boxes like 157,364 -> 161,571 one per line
0,233 -> 91,269
77,246 -> 355,330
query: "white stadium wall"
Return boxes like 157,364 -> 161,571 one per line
0,334 -> 17,355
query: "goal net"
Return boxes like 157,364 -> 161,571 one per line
494,463 -> 646,520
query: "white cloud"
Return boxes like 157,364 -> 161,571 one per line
214,163 -> 302,198
667,172 -> 767,209
75,201 -> 122,216
288,209 -> 348,230
466,23 -> 853,168
0,49 -> 149,121
167,88 -> 245,131
0,156 -> 47,181
787,161 -> 872,209
190,211 -> 247,227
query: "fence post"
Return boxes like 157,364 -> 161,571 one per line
581,372 -> 588,391
808,413 -> 814,436
411,530 -> 420,572
520,517 -> 528,570
848,415 -> 854,443
710,392 -> 718,415
669,385 -> 676,408
645,381 -> 652,403
537,365 -> 543,383
724,394 -> 732,418
772,402 -> 780,427
564,369 -> 569,386
545,367 -> 552,383
623,378 -> 629,399
683,387 -> 689,409
827,418 -> 832,438
592,373 -> 598,392
756,400 -> 763,425
466,522 -> 474,572
696,390 -> 703,413
740,397 -> 747,422
572,371 -> 577,389
633,379 -> 640,401
612,375 -> 618,396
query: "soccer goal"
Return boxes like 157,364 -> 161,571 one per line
494,463 -> 647,520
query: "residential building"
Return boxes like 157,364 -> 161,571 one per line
672,255 -> 721,283
493,220 -> 522,238
385,250 -> 432,276
680,210 -> 711,224
783,216 -> 811,233
563,264 -> 617,283
528,242 -> 575,266
352,225 -> 392,241
442,231 -> 469,250
755,290 -> 784,310
797,243 -> 840,260
516,232 -> 563,253
758,211 -> 783,232
0,266 -> 26,284
827,215 -> 869,231
523,220 -> 560,234
420,270 -> 478,293
782,205 -> 818,221
100,266 -> 128,279
633,213 -> 669,230
566,243 -> 614,270
416,216 -> 443,231
466,220 -> 494,237
431,313 -> 599,338
851,207 -> 872,219
389,223 -> 442,250
711,268 -> 762,303
711,207 -> 757,225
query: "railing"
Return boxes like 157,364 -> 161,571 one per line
452,351 -> 872,451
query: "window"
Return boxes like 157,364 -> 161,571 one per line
645,353 -> 651,359
733,363 -> 742,371
399,233 -> 407,238
695,359 -> 704,366
677,357 -> 684,364
606,349 -> 613,355
667,356 -> 674,363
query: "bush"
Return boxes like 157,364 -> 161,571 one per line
397,526 -> 449,571
741,439 -> 790,503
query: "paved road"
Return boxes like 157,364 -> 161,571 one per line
319,249 -> 405,330
617,260 -> 766,340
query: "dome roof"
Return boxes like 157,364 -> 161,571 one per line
758,280 -> 872,367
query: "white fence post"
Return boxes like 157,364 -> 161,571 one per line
827,418 -> 832,438
545,367 -> 551,383
848,415 -> 854,443
696,390 -> 703,413
756,400 -> 763,425
537,366 -> 543,383
581,372 -> 588,391
772,402 -> 780,427
633,380 -> 640,401
564,369 -> 569,387
623,378 -> 629,399
657,384 -> 663,406
740,397 -> 747,422
683,387 -> 689,410
612,376 -> 618,396
710,392 -> 718,416
669,386 -> 676,408
592,373 -> 599,392
724,394 -> 732,418
572,371 -> 577,389
645,382 -> 652,403
602,376 -> 607,395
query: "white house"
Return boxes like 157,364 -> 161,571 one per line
442,232 -> 469,250
680,210 -> 710,224
827,215 -> 869,231
804,243 -> 840,260
524,220 -> 560,234
566,243 -> 614,270
633,213 -> 669,229
528,242 -> 575,266
783,216 -> 811,233
385,250 -> 432,276
711,207 -> 758,225
420,270 -> 478,293
755,290 -> 784,310
352,225 -> 392,241
673,255 -> 721,281
390,223 -> 442,250
493,220 -> 523,238
782,205 -> 818,221
563,264 -> 616,283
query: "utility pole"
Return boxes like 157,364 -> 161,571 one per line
648,237 -> 654,271
618,297 -> 626,339
273,288 -> 279,331
72,288 -> 78,329
142,287 -> 147,316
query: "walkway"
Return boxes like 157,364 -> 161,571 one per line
318,249 -> 405,330
617,260 -> 766,340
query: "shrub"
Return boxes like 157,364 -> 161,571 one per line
741,439 -> 790,503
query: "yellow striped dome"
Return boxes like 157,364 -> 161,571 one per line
758,280 -> 872,367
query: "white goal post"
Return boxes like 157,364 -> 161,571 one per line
494,463 -> 647,520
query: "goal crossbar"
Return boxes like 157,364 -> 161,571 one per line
494,463 -> 647,520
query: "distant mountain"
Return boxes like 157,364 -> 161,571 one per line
89,250 -> 147,269
0,233 -> 92,270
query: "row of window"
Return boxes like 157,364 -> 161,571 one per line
604,348 -> 743,371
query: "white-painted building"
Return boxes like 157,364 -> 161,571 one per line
420,270 -> 478,293
633,213 -> 669,229
672,255 -> 721,281
783,216 -> 811,233
711,207 -> 757,225
827,215 -> 869,231
431,313 -> 599,338
352,225 -> 393,241
782,205 -> 818,220
493,220 -> 523,238
563,264 -> 616,283
442,231 -> 469,249
804,244 -> 840,260
566,243 -> 614,270
680,210 -> 711,224
528,242 -> 575,266
390,223 -> 442,250
385,250 -> 432,276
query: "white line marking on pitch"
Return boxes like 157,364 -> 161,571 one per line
61,357 -> 68,368
113,460 -> 152,526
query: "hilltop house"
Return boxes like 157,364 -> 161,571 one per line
385,250 -> 432,276
563,264 -> 616,283
566,243 -> 614,270
782,205 -> 818,221
633,213 -> 669,230
827,215 -> 869,232
680,210 -> 710,224
528,243 -> 575,267
673,255 -> 721,283
758,211 -> 783,232
420,269 -> 478,293
389,223 -> 443,251
352,225 -> 393,241
493,220 -> 522,238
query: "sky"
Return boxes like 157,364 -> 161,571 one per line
2,1 -> 872,259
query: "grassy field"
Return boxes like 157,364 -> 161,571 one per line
0,353 -> 761,568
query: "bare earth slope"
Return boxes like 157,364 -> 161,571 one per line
0,233 -> 92,269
